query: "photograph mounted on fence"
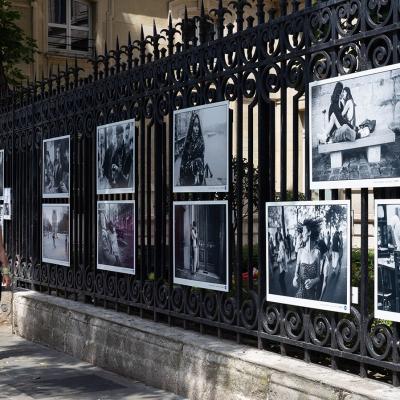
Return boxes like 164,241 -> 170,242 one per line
3,188 -> 11,220
97,120 -> 135,195
266,201 -> 350,313
174,201 -> 228,291
375,200 -> 400,322
173,101 -> 229,193
0,149 -> 4,200
310,64 -> 400,189
43,136 -> 70,198
42,204 -> 70,267
97,201 -> 135,275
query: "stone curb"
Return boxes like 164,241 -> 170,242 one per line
12,290 -> 400,400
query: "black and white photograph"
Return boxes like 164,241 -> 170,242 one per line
173,201 -> 229,291
310,63 -> 400,189
3,188 -> 11,220
42,204 -> 70,267
173,101 -> 229,193
266,201 -> 350,313
0,149 -> 4,199
374,200 -> 400,322
97,120 -> 135,195
43,135 -> 70,198
97,201 -> 135,275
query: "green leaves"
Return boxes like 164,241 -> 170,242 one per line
0,0 -> 38,90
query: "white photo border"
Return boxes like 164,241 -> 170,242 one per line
0,149 -> 4,200
96,119 -> 136,195
96,200 -> 136,275
173,101 -> 230,193
42,135 -> 70,199
374,199 -> 400,322
308,62 -> 400,190
42,203 -> 70,267
173,200 -> 229,291
266,200 -> 351,313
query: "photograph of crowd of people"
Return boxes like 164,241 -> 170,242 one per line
310,64 -> 400,189
375,200 -> 400,322
43,136 -> 70,198
42,204 -> 70,267
97,120 -> 135,194
173,101 -> 229,193
3,188 -> 10,220
0,149 -> 3,199
97,201 -> 135,274
174,201 -> 228,291
266,201 -> 350,313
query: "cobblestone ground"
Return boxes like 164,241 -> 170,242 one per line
0,325 -> 184,400
312,132 -> 400,182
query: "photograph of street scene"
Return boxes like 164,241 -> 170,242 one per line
266,201 -> 350,313
375,200 -> 400,322
97,201 -> 135,274
310,64 -> 400,189
173,101 -> 229,193
43,135 -> 70,198
174,201 -> 228,291
97,120 -> 135,194
42,204 -> 70,267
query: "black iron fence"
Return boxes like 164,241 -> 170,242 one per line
1,0 -> 400,386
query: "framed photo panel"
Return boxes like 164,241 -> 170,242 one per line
3,188 -> 11,220
173,101 -> 229,193
309,63 -> 400,189
43,135 -> 70,198
97,200 -> 135,275
0,149 -> 4,200
42,204 -> 70,267
173,200 -> 229,292
375,200 -> 400,322
97,119 -> 135,195
266,200 -> 351,313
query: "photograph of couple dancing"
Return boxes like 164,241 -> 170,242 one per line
310,65 -> 400,188
267,202 -> 350,312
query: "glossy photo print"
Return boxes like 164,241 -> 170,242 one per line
173,101 -> 229,193
310,63 -> 400,189
173,201 -> 229,291
97,120 -> 135,194
43,135 -> 70,198
42,204 -> 70,267
97,201 -> 135,275
266,201 -> 351,313
375,200 -> 400,322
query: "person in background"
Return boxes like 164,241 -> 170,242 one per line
277,231 -> 287,295
0,230 -> 11,301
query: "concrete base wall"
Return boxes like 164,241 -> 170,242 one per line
12,290 -> 400,400
0,289 -> 12,325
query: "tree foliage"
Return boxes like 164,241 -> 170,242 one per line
0,0 -> 37,92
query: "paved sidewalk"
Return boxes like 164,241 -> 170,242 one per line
0,325 -> 184,399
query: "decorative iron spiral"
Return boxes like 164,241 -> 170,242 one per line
284,309 -> 304,340
185,287 -> 200,316
366,317 -> 393,360
130,279 -> 141,303
117,277 -> 128,300
309,312 -> 331,346
156,280 -> 169,309
220,293 -> 236,324
171,286 -> 184,312
261,301 -> 280,335
310,51 -> 332,80
336,0 -> 361,37
143,281 -> 154,306
335,306 -> 361,353
366,35 -> 392,68
337,43 -> 361,75
95,272 -> 105,296
240,290 -> 258,330
202,291 -> 218,321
